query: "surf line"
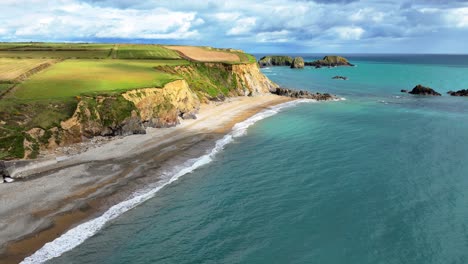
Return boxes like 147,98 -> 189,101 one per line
21,99 -> 317,264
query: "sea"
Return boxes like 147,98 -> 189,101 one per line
25,54 -> 468,264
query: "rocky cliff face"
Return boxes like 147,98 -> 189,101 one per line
122,80 -> 200,127
231,62 -> 278,94
21,62 -> 276,159
156,62 -> 278,99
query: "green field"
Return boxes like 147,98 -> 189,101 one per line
11,59 -> 188,99
116,45 -> 181,59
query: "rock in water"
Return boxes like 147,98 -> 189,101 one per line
291,57 -> 305,69
332,76 -> 348,80
447,89 -> 468,96
401,89 -> 408,93
306,55 -> 354,67
272,87 -> 336,101
408,85 -> 441,96
258,56 -> 293,67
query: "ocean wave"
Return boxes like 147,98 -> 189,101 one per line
21,99 -> 316,264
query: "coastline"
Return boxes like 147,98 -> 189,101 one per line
0,94 -> 294,263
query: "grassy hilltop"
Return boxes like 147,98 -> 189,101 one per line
0,43 -> 258,159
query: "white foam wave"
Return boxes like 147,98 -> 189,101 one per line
21,99 -> 316,264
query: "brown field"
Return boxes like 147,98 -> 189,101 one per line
0,58 -> 57,81
165,46 -> 240,62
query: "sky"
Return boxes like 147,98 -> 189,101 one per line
1,0 -> 468,53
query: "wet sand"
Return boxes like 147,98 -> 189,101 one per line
0,95 -> 292,264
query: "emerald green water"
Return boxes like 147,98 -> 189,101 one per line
29,55 -> 468,264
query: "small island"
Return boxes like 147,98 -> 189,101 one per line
306,56 -> 354,67
258,56 -> 293,67
402,85 -> 441,96
258,55 -> 353,68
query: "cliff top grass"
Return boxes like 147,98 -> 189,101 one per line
116,44 -> 181,59
8,59 -> 188,100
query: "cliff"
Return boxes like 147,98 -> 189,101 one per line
18,62 -> 277,159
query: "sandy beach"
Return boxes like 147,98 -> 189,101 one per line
0,94 -> 292,263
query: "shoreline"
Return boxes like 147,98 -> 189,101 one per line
0,94 -> 294,263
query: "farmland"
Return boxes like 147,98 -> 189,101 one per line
116,44 -> 181,59
0,58 -> 57,81
165,46 -> 241,62
11,59 -> 188,99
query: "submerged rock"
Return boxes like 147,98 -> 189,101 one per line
290,57 -> 305,69
332,76 -> 348,80
447,89 -> 468,96
272,87 -> 336,101
408,85 -> 441,96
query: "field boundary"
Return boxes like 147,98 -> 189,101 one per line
0,60 -> 62,99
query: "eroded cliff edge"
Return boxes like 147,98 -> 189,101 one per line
20,62 -> 278,159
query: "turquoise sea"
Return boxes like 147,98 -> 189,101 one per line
29,55 -> 468,264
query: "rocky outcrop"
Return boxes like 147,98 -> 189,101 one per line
408,85 -> 441,96
272,87 -> 336,101
332,76 -> 348,80
306,56 -> 354,67
291,57 -> 305,69
258,56 -> 293,67
122,80 -> 200,127
447,89 -> 468,96
156,62 -> 278,99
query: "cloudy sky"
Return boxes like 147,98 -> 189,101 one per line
1,0 -> 467,53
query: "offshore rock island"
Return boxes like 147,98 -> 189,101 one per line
258,55 -> 354,68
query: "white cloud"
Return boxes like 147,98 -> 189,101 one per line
350,8 -> 385,22
227,17 -> 256,36
213,12 -> 241,21
256,30 -> 291,43
1,1 -> 201,40
330,26 -> 365,40
445,7 -> 468,28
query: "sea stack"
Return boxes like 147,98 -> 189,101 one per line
291,57 -> 305,69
